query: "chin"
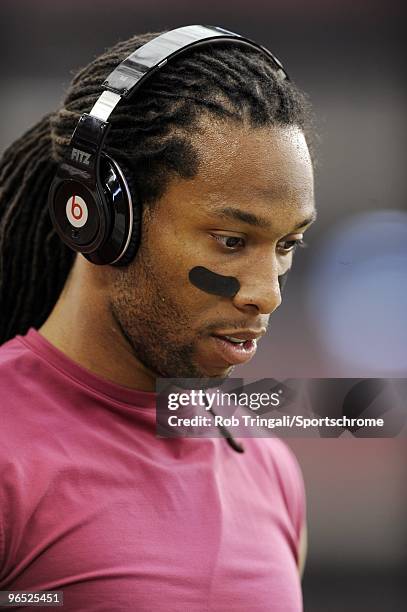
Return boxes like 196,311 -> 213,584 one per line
197,363 -> 235,379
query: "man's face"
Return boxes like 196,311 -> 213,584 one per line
109,120 -> 316,379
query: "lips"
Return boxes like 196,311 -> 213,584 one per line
209,330 -> 263,366
213,330 -> 264,342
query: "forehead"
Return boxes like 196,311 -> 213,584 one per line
164,119 -> 315,231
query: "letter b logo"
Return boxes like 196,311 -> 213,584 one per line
66,195 -> 88,228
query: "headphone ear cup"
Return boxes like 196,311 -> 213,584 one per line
112,212 -> 141,267
109,161 -> 142,267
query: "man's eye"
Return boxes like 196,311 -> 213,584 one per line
278,238 -> 307,254
212,235 -> 246,250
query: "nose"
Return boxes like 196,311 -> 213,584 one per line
232,260 -> 283,315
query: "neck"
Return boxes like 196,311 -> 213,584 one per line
39,255 -> 156,392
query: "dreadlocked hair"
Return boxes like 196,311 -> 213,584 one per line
0,30 -> 314,345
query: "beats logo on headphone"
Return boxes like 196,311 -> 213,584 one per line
66,195 -> 88,228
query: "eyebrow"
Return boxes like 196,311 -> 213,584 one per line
208,206 -> 317,232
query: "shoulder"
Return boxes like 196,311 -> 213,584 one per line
0,336 -> 31,380
0,333 -> 25,364
0,333 -> 51,446
268,438 -> 306,531
0,335 -> 37,561
258,438 -> 307,570
0,334 -> 37,402
246,437 -> 306,543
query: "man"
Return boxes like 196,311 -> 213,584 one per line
0,27 -> 315,611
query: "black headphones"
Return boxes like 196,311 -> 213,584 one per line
48,25 -> 288,266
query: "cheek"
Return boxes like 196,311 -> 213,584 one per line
144,218 -> 237,309
138,238 -> 199,314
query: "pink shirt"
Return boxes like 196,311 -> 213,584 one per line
0,329 -> 305,611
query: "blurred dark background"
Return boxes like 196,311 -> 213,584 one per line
1,1 -> 406,610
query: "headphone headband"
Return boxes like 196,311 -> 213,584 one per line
90,25 -> 288,123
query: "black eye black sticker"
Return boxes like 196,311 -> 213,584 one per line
189,266 -> 240,297
189,266 -> 289,298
